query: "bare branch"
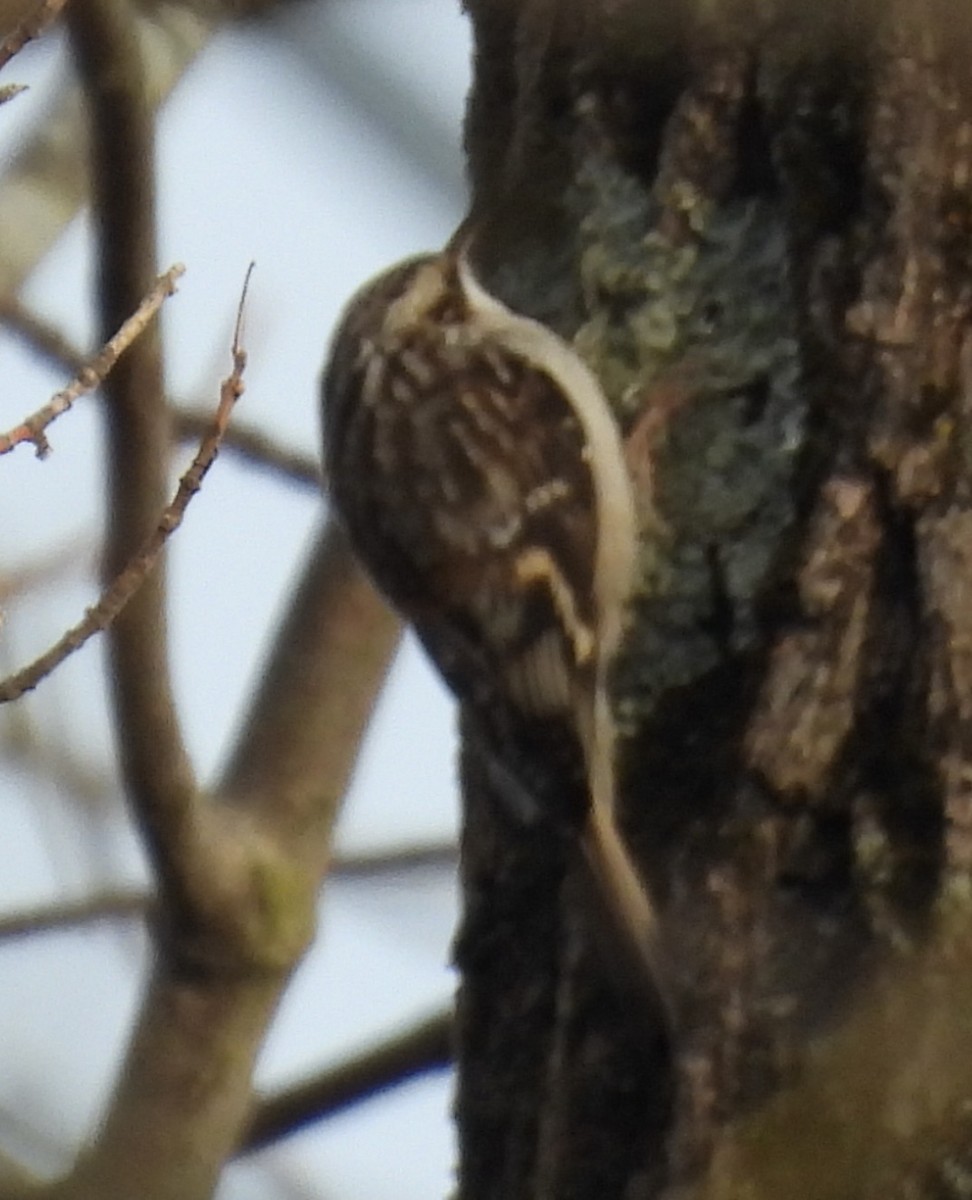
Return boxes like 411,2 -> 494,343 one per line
0,293 -> 85,373
0,888 -> 148,939
1,702 -> 116,812
64,963 -> 290,1200
0,840 -> 456,941
20,282 -> 261,1200
0,328 -> 248,703
0,294 -> 320,489
67,0 -> 198,889
238,1009 -> 453,1154
333,840 -> 457,879
218,521 -> 402,869
16,5 -> 407,1198
0,265 -> 185,458
172,405 -> 320,488
0,0 -> 70,71
0,540 -> 92,605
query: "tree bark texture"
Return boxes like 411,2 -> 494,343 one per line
454,2 -> 972,1197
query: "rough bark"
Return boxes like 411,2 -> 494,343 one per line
454,2 -> 972,1196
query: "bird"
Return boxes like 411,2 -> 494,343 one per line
321,237 -> 671,1034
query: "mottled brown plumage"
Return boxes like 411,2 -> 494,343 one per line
322,245 -> 671,1033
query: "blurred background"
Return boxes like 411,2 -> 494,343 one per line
0,3 -> 471,1196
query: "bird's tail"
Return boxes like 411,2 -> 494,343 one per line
570,799 -> 673,1038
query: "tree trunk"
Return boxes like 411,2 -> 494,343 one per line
453,2 -> 972,1196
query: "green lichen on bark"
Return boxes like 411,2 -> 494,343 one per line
572,174 -> 804,713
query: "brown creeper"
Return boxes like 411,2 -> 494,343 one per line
321,244 -> 670,1031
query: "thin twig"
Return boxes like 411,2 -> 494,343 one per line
0,539 -> 92,605
237,1009 -> 453,1154
0,888 -> 149,938
0,838 -> 456,942
1,706 -> 117,810
0,264 -> 185,458
0,0 -> 70,71
0,312 -> 248,703
334,840 -> 457,878
0,292 -> 86,372
0,293 -> 320,489
0,838 -> 457,940
173,406 -> 321,488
